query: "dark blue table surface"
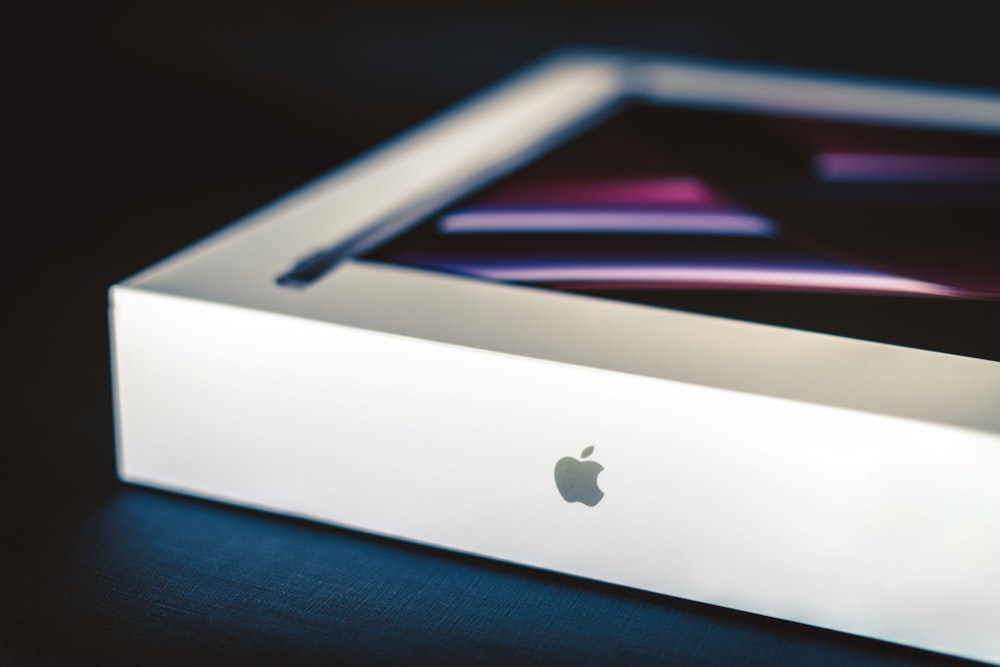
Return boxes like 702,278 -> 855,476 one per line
1,484 -> 983,666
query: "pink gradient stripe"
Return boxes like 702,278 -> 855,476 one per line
815,153 -> 1000,183
475,177 -> 726,206
439,210 -> 775,236
449,264 -> 961,297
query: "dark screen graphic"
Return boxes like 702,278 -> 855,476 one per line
362,103 -> 1000,361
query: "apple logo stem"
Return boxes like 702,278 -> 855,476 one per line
554,446 -> 605,506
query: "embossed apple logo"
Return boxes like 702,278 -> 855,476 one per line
554,446 -> 604,506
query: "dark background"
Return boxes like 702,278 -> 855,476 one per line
4,1 -> 1000,664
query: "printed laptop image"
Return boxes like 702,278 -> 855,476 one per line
362,102 -> 1000,361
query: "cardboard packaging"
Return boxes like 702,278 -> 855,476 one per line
111,52 -> 1000,663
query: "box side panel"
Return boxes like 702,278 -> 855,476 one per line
112,288 -> 1000,663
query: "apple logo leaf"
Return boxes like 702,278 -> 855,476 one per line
581,446 -> 594,459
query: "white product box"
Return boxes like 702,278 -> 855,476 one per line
110,52 -> 1000,663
